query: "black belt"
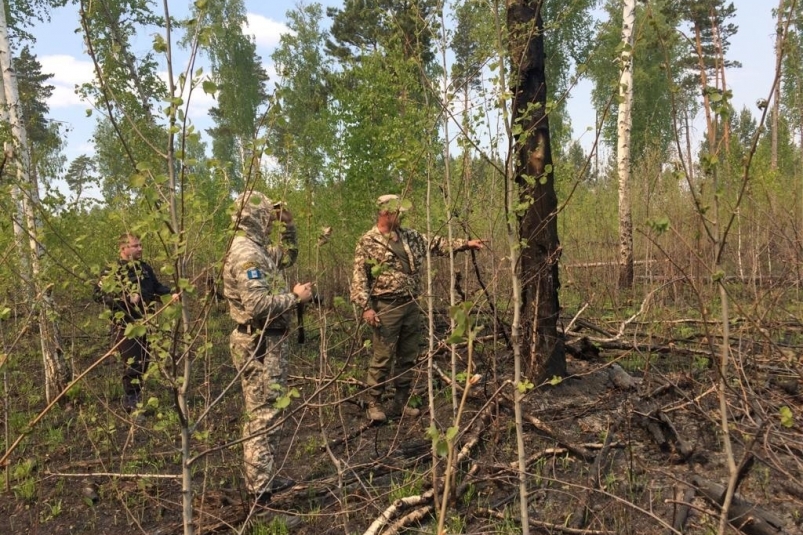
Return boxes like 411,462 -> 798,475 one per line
374,296 -> 414,304
236,324 -> 289,336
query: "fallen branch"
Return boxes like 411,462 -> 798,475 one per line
476,507 -> 617,534
569,417 -> 621,529
665,485 -> 696,535
692,476 -> 788,535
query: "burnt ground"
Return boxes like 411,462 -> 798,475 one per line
1,303 -> 803,535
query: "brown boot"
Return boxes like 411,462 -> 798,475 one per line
390,389 -> 421,418
367,399 -> 387,422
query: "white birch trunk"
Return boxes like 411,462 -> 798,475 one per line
617,0 -> 636,289
771,0 -> 784,170
0,74 -> 31,291
0,1 -> 70,403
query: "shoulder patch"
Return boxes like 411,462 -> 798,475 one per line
246,268 -> 263,280
241,262 -> 257,270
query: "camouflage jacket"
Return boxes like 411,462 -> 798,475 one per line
350,226 -> 470,310
223,193 -> 299,329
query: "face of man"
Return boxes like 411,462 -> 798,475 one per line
387,210 -> 403,230
379,209 -> 404,231
120,237 -> 143,261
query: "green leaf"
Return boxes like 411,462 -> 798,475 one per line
0,307 -> 10,321
548,376 -> 562,386
445,334 -> 465,345
124,324 -> 147,339
152,34 -> 168,53
445,426 -> 459,442
370,264 -> 387,278
435,438 -> 448,457
780,406 -> 794,428
202,80 -> 218,96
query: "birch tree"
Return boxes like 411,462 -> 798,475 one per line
772,0 -> 784,170
0,0 -> 70,403
617,0 -> 636,289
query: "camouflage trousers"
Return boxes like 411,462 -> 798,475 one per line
229,329 -> 289,494
366,298 -> 421,398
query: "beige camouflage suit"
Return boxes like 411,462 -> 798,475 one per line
223,192 -> 299,495
351,209 -> 472,417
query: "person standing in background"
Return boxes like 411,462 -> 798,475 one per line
95,233 -> 178,412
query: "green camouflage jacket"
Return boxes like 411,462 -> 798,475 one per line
350,225 -> 470,310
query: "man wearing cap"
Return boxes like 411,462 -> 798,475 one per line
223,191 -> 314,503
351,194 -> 484,422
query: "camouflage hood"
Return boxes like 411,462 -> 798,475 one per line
232,191 -> 275,245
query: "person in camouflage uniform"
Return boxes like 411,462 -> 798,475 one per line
351,194 -> 484,422
94,233 -> 178,412
223,191 -> 313,501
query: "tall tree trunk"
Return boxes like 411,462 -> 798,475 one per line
0,1 -> 70,403
0,76 -> 30,291
507,0 -> 564,382
772,0 -> 784,170
617,0 -> 635,289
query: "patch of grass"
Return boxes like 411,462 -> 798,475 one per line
388,469 -> 423,501
491,507 -> 522,534
616,354 -> 646,373
39,499 -> 63,522
250,515 -> 300,535
693,355 -> 710,371
13,477 -> 37,502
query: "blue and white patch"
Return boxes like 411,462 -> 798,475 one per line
246,268 -> 263,280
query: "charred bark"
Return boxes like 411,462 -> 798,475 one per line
507,0 -> 564,382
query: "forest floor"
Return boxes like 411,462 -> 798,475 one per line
1,299 -> 802,535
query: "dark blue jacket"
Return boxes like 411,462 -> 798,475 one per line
94,259 -> 172,323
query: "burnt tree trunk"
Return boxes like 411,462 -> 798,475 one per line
507,0 -> 565,381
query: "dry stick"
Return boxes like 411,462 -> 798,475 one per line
363,489 -> 436,535
569,417 -> 621,529
0,335 -> 127,468
463,225 -> 512,348
691,476 -> 787,535
362,402 -> 494,535
727,419 -> 768,499
666,486 -> 697,535
384,506 -> 435,534
514,401 -> 594,461
476,507 -> 617,535
657,410 -> 694,459
46,471 -> 179,479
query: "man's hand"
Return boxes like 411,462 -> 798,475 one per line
467,239 -> 485,250
170,293 -> 180,303
293,282 -> 314,304
362,308 -> 381,327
